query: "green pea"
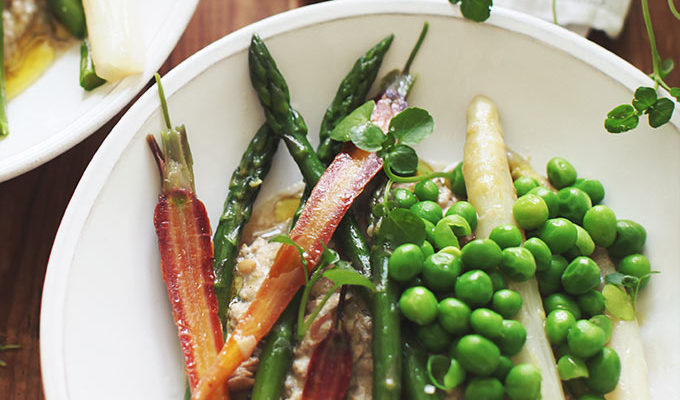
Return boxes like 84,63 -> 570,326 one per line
493,356 -> 514,381
422,218 -> 437,244
574,178 -> 605,205
547,157 -> 577,189
492,289 -> 523,318
439,246 -> 462,257
416,322 -> 451,353
545,309 -> 576,345
538,218 -> 578,254
514,176 -> 539,197
585,347 -> 621,394
446,200 -> 478,231
489,224 -> 523,249
423,252 -> 462,291
561,256 -> 601,295
488,270 -> 507,292
420,240 -> 435,258
565,225 -> 595,259
433,219 -> 460,250
497,319 -> 527,356
513,194 -> 549,230
505,363 -> 542,400
392,188 -> 417,209
522,237 -> 552,272
415,179 -> 439,202
388,243 -> 425,282
557,354 -> 589,381
501,247 -> 537,282
451,162 -> 467,198
582,205 -> 617,247
557,187 -> 592,224
399,286 -> 438,325
455,270 -> 494,307
464,377 -> 504,400
608,219 -> 647,258
443,214 -> 472,237
564,379 -> 591,398
576,395 -> 605,400
456,334 -> 501,376
470,308 -> 504,339
589,315 -> 612,344
461,239 -> 503,271
439,297 -> 471,335
544,293 -> 581,320
537,255 -> 568,296
617,254 -> 651,288
528,186 -> 559,218
411,200 -> 443,225
567,320 -> 607,358
576,290 -> 605,317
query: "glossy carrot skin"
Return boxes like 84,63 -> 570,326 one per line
191,145 -> 383,400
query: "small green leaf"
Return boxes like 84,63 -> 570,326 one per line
380,208 -> 426,246
322,266 -> 376,291
557,355 -> 589,380
386,144 -> 418,175
646,98 -> 675,128
319,243 -> 341,268
271,235 -> 309,278
330,101 -> 376,142
605,104 -> 639,133
670,87 -> 680,101
632,87 -> 657,112
660,58 -> 675,79
459,0 -> 493,22
448,0 -> 461,4
388,107 -> 434,146
350,122 -> 385,152
427,355 -> 466,390
602,283 -> 636,321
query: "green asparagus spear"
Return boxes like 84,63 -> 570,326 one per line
80,40 -> 106,90
316,35 -> 394,165
402,331 -> 441,400
47,0 -> 87,38
213,123 -> 279,328
0,1 -> 9,137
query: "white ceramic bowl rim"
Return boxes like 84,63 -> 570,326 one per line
39,0 -> 679,398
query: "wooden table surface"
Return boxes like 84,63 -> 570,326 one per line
0,0 -> 677,398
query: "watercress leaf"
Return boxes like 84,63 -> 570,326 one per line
670,87 -> 680,101
448,0 -> 461,4
605,104 -> 639,133
602,283 -> 635,321
632,87 -> 657,112
646,97 -> 675,128
380,208 -> 426,246
604,272 -> 627,286
459,0 -> 492,22
350,122 -> 385,152
386,144 -> 418,175
427,355 -> 465,390
330,100 -> 376,142
660,58 -> 675,79
320,243 -> 341,267
272,235 -> 309,277
388,107 -> 434,145
322,267 -> 376,291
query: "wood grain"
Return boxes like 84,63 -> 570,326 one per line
0,0 -> 677,398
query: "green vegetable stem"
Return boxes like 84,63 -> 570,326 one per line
47,0 -> 87,38
79,40 -> 107,90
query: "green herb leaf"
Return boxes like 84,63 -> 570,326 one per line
602,283 -> 636,321
386,144 -> 418,175
448,0 -> 461,4
350,122 -> 386,152
557,355 -> 589,380
388,107 -> 434,146
330,101 -> 376,142
380,208 -> 426,246
604,272 -> 638,289
671,87 -> 680,101
660,58 -> 675,79
459,0 -> 493,22
427,355 -> 466,390
605,104 -> 639,133
646,98 -> 675,128
632,87 -> 657,112
323,266 -> 376,291
320,243 -> 341,267
271,234 -> 309,278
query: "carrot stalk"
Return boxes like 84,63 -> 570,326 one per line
148,74 -> 227,398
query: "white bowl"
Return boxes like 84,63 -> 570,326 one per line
40,0 -> 680,398
0,0 -> 199,182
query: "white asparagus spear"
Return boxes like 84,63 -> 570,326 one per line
592,249 -> 650,400
462,95 -> 565,399
82,0 -> 145,81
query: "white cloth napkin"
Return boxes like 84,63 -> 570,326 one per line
495,0 -> 633,37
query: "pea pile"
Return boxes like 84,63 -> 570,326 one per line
388,181 -> 541,400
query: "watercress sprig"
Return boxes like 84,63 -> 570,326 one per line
448,0 -> 493,22
602,271 -> 659,320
